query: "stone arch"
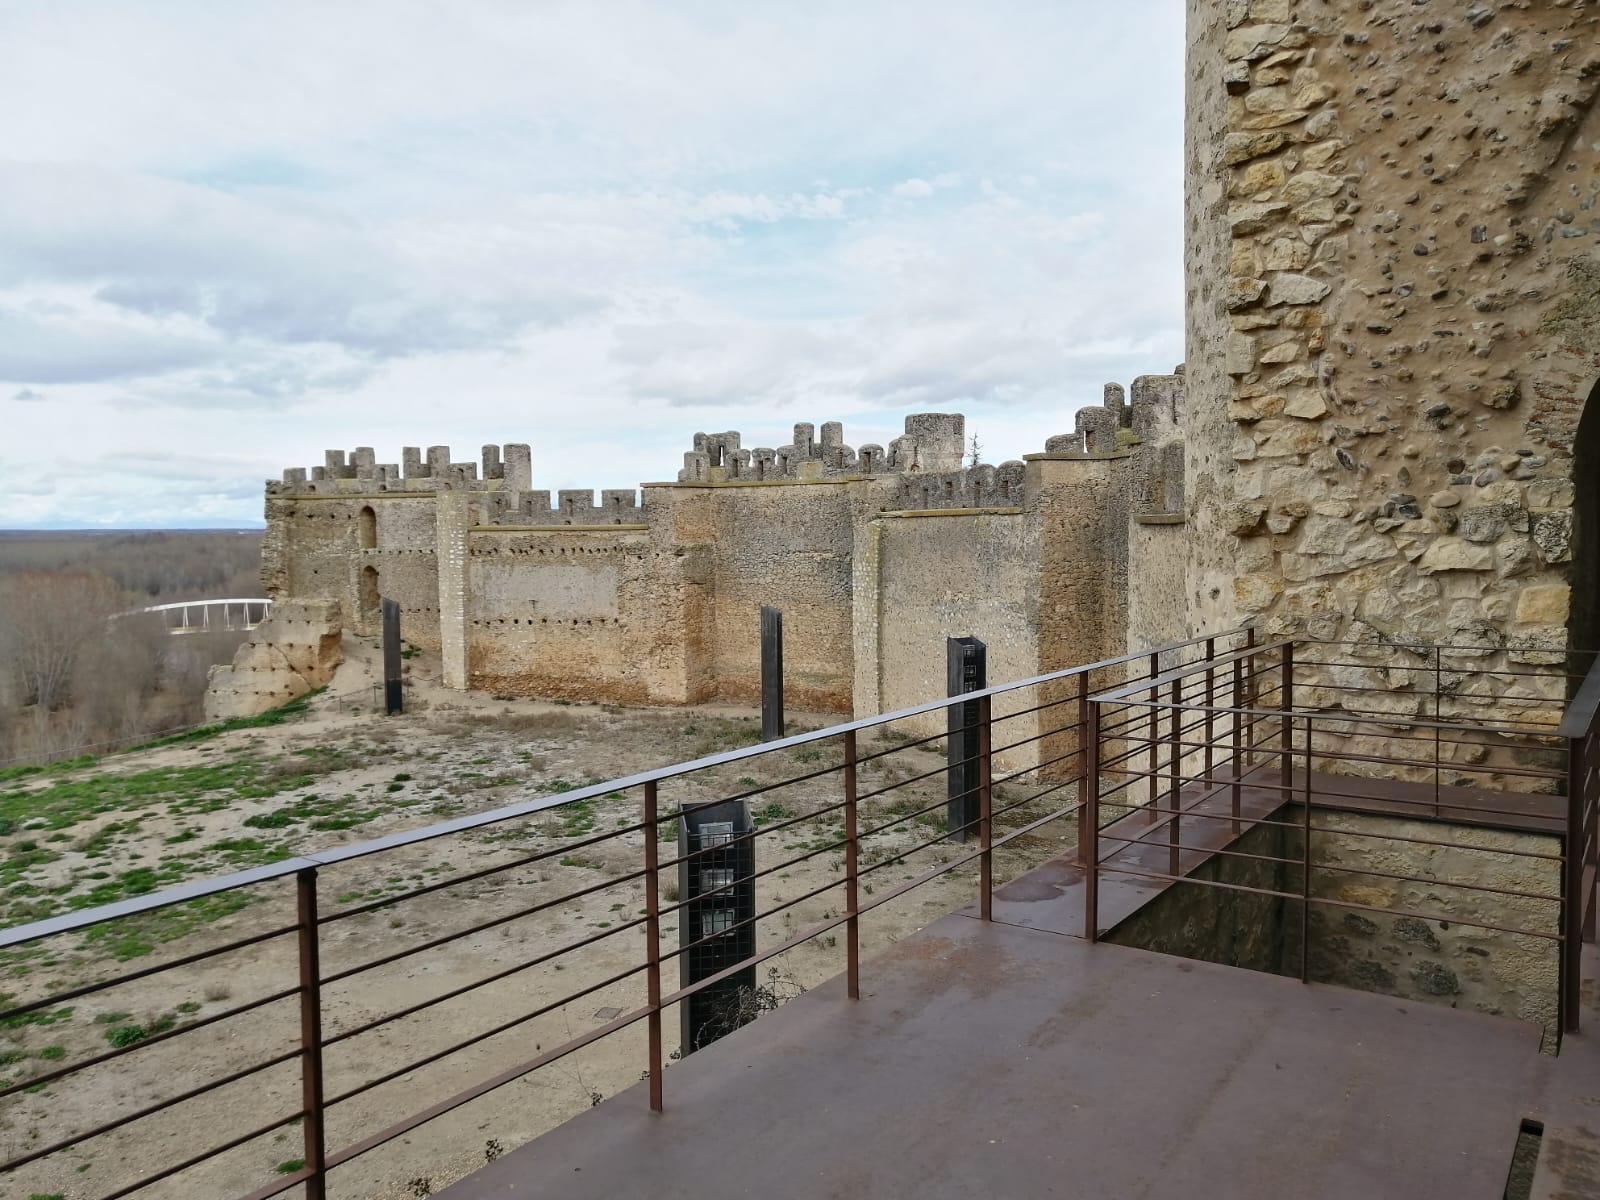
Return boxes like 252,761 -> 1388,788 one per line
1570,378 -> 1600,673
359,564 -> 380,624
357,505 -> 377,550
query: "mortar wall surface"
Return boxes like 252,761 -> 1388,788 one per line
1187,0 -> 1600,679
703,481 -> 860,712
870,508 -> 1040,769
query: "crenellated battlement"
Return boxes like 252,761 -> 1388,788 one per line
503,488 -> 646,526
887,461 -> 1029,511
1039,372 -> 1187,517
677,413 -> 966,482
268,444 -> 532,495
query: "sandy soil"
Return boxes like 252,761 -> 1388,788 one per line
0,639 -> 1077,1200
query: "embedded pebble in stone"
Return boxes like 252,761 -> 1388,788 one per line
1429,491 -> 1460,508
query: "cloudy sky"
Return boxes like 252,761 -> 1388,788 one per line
0,1 -> 1185,528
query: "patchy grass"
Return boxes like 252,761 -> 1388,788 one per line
0,761 -> 308,834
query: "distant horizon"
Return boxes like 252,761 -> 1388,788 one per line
0,524 -> 265,533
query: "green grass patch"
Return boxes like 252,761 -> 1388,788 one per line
0,1001 -> 73,1030
80,891 -> 254,960
560,798 -> 596,837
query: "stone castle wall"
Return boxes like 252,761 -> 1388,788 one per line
1185,0 -> 1600,731
214,382 -> 1188,724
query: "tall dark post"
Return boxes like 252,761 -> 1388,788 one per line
679,800 -> 756,1053
381,598 -> 403,715
947,636 -> 987,842
760,606 -> 784,741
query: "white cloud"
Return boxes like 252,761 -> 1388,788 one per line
0,0 -> 1185,527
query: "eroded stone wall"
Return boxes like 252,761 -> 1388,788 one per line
203,600 -> 342,720
1188,0 -> 1600,686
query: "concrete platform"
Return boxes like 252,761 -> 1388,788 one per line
443,913 -> 1554,1200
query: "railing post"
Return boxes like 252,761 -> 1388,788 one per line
295,869 -> 328,1200
1147,652 -> 1160,823
843,731 -> 860,999
643,781 -> 664,1109
1231,654 -> 1244,837
1168,675 -> 1181,878
1076,672 -> 1092,865
978,695 -> 993,922
1204,636 -> 1215,795
1085,700 -> 1101,942
1301,715 -> 1313,985
1434,645 -> 1443,819
1280,642 -> 1295,800
1565,736 -> 1584,1034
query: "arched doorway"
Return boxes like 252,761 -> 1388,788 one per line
1571,380 -> 1600,679
358,505 -> 377,550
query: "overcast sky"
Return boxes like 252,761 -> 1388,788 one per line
0,1 -> 1185,529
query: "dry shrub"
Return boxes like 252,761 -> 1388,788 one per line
482,709 -> 587,736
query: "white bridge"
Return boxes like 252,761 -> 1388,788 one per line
125,598 -> 273,634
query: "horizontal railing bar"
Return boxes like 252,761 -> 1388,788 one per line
988,801 -> 1080,851
1094,862 -> 1566,943
327,911 -> 653,1046
96,1110 -> 305,1200
322,824 -> 653,925
0,867 -> 309,952
852,725 -> 950,764
0,983 -> 300,1101
1307,860 -> 1562,905
1094,777 -> 1566,860
323,1002 -> 652,1174
990,746 -> 1084,790
1108,724 -> 1568,784
1,1045 -> 302,1170
0,922 -> 300,1022
235,1167 -> 311,1200
1098,819 -> 1563,900
0,633 -> 1251,947
326,959 -> 651,1108
1101,694 -> 1565,740
321,868 -> 648,986
1288,654 -> 1588,680
1105,759 -> 1566,828
1093,642 -> 1292,702
660,872 -> 856,968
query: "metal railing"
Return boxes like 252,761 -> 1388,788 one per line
115,598 -> 274,634
0,630 -> 1252,1200
1083,637 -> 1600,1037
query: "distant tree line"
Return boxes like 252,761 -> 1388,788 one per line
0,531 -> 264,764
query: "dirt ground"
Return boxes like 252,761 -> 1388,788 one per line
0,638 -> 1078,1200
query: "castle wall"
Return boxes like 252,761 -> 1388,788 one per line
864,508 -> 1040,764
1129,517 -> 1191,655
239,395 -> 1189,729
465,526 -> 654,701
264,494 -> 446,649
700,479 -> 860,712
1187,0 -> 1600,687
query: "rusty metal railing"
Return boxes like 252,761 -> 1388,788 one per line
0,630 -> 1254,1199
1084,637 -> 1599,1039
